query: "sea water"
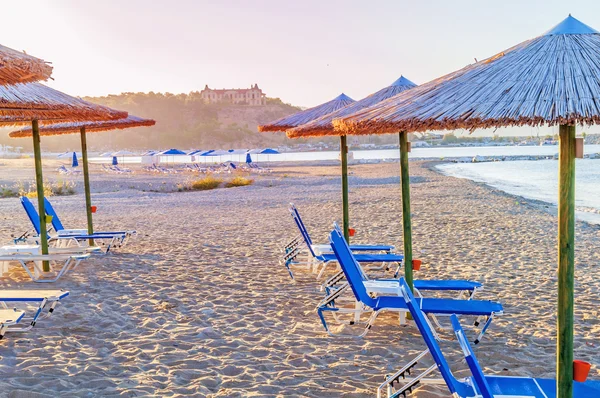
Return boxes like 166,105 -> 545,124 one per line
437,159 -> 600,224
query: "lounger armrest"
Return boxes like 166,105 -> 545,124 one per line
57,229 -> 88,236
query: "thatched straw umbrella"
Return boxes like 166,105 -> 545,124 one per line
259,93 -> 356,239
0,44 -> 52,85
9,115 -> 155,240
0,82 -> 127,271
287,77 -> 417,282
336,15 -> 597,397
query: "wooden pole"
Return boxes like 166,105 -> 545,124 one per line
340,135 -> 350,242
399,131 -> 413,290
80,127 -> 94,246
557,124 -> 575,398
32,120 -> 49,272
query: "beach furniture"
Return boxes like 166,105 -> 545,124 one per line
44,197 -> 135,244
0,309 -> 25,339
377,278 -> 600,398
318,227 -> 502,338
0,289 -> 69,331
285,208 -> 403,279
289,204 -> 395,255
21,197 -> 125,254
0,250 -> 90,282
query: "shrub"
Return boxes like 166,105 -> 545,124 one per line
224,176 -> 254,188
18,180 -> 76,198
0,185 -> 18,198
190,176 -> 222,191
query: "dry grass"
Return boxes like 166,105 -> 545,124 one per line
16,180 -> 76,198
224,176 -> 254,188
190,176 -> 222,191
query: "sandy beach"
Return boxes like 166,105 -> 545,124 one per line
0,158 -> 599,397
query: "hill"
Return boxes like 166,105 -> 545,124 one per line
0,91 -> 303,152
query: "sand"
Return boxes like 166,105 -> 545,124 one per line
0,158 -> 598,397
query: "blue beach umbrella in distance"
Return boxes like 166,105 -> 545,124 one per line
72,152 -> 79,167
245,152 -> 252,164
112,156 -> 118,166
260,148 -> 279,163
157,148 -> 186,167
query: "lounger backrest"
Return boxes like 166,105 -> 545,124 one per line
289,205 -> 317,257
398,278 -> 473,397
43,198 -> 65,232
290,204 -> 313,245
20,197 -> 41,235
329,228 -> 376,308
450,315 -> 493,398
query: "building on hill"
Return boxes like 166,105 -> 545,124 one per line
200,84 -> 266,105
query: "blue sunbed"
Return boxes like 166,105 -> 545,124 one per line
21,197 -> 124,254
378,277 -> 600,397
318,227 -> 502,337
44,197 -> 132,237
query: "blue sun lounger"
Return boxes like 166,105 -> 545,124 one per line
0,290 -> 69,331
284,210 -> 404,279
378,278 -> 600,398
290,203 -> 395,254
21,197 -> 123,254
318,227 -> 502,338
0,309 -> 25,339
44,198 -> 135,242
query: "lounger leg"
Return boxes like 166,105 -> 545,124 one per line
474,315 -> 494,344
0,325 -> 5,339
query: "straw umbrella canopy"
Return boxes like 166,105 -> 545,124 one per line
259,93 -> 356,239
258,93 -> 354,132
0,44 -> 53,85
9,115 -> 154,241
286,76 -> 417,138
0,82 -> 127,271
336,15 -> 597,397
287,76 -> 417,280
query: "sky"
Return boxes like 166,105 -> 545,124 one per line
3,0 -> 600,136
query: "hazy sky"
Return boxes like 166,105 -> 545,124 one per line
3,0 -> 599,112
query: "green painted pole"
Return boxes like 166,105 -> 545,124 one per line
32,120 -> 50,272
557,124 -> 575,398
80,127 -> 94,246
340,135 -> 350,242
399,131 -> 413,290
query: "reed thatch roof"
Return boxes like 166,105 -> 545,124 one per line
287,76 -> 416,138
0,44 -> 53,85
0,83 -> 127,125
258,93 -> 354,132
335,15 -> 600,135
9,115 -> 155,138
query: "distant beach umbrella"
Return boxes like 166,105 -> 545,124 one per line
336,15 -> 600,395
112,156 -> 118,166
245,153 -> 252,164
72,152 -> 79,168
157,148 -> 186,156
260,148 -> 279,154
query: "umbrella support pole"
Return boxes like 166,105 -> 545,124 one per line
340,135 -> 350,242
399,131 -> 413,290
32,120 -> 50,272
80,127 -> 94,246
557,124 -> 575,398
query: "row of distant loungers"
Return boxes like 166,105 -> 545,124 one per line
0,197 -> 135,339
281,204 -> 600,397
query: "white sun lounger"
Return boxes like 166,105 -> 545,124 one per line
0,309 -> 25,339
0,290 -> 69,331
0,253 -> 90,282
